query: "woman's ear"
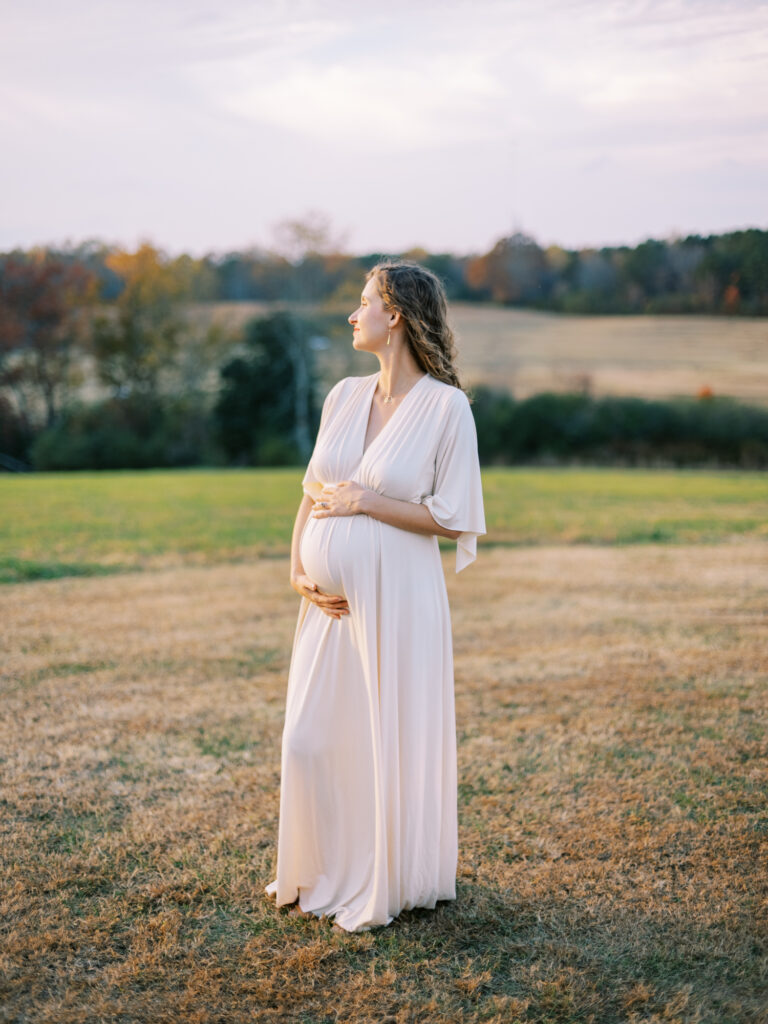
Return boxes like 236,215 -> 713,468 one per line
389,309 -> 401,328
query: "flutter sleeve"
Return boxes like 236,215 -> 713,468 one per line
421,389 -> 486,573
301,378 -> 346,499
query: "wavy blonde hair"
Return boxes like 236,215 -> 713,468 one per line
366,260 -> 463,391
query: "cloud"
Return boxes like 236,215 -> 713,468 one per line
192,53 -> 503,150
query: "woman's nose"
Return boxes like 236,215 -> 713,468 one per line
348,310 -> 357,324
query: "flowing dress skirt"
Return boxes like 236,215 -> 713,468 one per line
265,511 -> 458,932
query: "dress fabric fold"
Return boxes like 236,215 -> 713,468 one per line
265,371 -> 486,932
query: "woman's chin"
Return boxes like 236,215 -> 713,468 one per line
353,337 -> 383,355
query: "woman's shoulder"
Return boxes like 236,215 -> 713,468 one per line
328,372 -> 376,392
423,375 -> 472,412
323,373 -> 373,402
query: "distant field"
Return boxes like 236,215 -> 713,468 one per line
1,467 -> 766,583
451,304 -> 768,406
200,301 -> 768,406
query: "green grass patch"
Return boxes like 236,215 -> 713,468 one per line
0,556 -> 128,584
1,466 -> 765,575
480,466 -> 768,546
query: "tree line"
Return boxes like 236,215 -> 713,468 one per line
0,245 -> 326,469
2,235 -> 768,472
3,225 -> 768,315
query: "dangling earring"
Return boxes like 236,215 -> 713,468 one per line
386,328 -> 391,346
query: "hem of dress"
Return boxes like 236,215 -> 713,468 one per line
266,880 -> 456,934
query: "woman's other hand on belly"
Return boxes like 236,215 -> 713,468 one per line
311,481 -> 370,518
290,571 -> 350,620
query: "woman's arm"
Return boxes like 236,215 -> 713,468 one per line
310,483 -> 462,540
289,494 -> 314,579
362,491 -> 462,539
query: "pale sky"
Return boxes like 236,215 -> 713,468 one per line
1,0 -> 767,256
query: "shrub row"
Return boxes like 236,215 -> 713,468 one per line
470,387 -> 768,468
29,395 -> 220,471
6,388 -> 768,471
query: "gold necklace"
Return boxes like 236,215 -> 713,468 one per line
381,374 -> 424,404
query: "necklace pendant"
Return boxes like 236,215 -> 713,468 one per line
383,395 -> 394,404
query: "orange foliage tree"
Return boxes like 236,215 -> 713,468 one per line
91,243 -> 186,396
465,232 -> 548,304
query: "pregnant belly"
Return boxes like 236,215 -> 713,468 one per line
299,514 -> 375,600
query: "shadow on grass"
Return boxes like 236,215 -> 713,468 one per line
370,878 -> 762,1023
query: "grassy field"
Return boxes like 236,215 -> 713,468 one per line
1,469 -> 767,1022
1,467 -> 766,583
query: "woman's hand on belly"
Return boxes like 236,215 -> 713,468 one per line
290,571 -> 350,619
311,481 -> 369,518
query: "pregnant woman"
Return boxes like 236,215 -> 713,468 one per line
265,260 -> 486,933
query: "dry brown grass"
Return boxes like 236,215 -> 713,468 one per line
448,305 -> 768,405
2,543 -> 767,1023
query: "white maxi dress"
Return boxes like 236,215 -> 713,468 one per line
265,370 -> 486,932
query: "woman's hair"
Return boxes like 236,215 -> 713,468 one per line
366,260 -> 463,391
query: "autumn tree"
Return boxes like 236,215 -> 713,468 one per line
0,253 -> 96,428
270,210 -> 351,304
466,232 -> 549,304
91,243 -> 186,396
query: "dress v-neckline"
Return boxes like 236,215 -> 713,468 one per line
360,372 -> 429,461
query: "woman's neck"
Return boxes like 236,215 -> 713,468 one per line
375,350 -> 425,400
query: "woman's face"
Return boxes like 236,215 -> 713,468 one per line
348,275 -> 395,352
